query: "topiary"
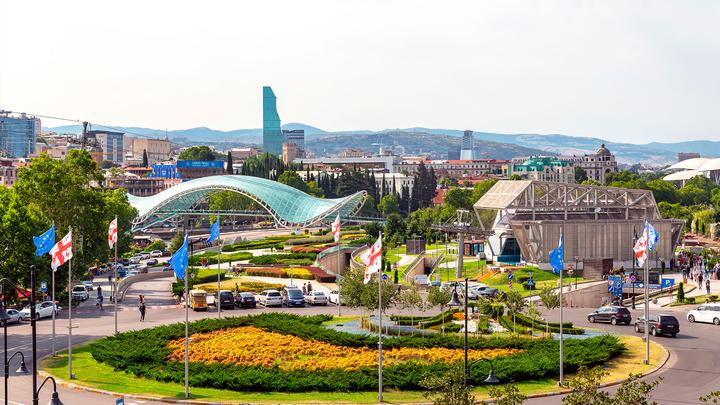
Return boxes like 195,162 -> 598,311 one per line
677,282 -> 685,303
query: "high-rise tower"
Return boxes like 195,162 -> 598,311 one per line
263,86 -> 283,156
460,129 -> 474,160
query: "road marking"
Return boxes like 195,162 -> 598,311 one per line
0,397 -> 26,405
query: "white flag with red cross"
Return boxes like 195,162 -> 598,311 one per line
50,230 -> 73,272
108,218 -> 118,249
362,234 -> 382,284
331,214 -> 341,243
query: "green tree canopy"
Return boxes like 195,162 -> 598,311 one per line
378,194 -> 400,216
178,146 -> 216,161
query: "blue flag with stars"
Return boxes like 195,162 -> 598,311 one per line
549,233 -> 564,275
645,220 -> 659,252
33,224 -> 55,256
169,234 -> 189,280
207,218 -> 220,245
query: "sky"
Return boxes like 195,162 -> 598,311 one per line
1,0 -> 719,143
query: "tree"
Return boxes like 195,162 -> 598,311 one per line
383,213 -> 406,246
508,174 -> 522,180
574,166 -> 588,183
563,367 -> 662,405
646,179 -> 679,204
439,176 -> 459,188
378,194 -> 400,216
484,384 -> 528,405
169,231 -> 185,254
504,289 -> 526,333
177,145 -> 216,161
397,286 -> 423,330
226,151 -> 234,174
525,301 -> 543,338
142,149 -> 149,167
445,187 -> 472,210
420,362 -> 475,405
539,286 -> 560,334
277,170 -> 310,194
428,286 -> 452,333
337,265 -> 397,314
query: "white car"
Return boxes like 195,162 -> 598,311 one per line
71,285 -> 89,301
139,253 -> 151,260
150,250 -> 163,258
126,270 -> 140,277
305,291 -> 328,306
328,290 -> 343,306
129,257 -> 140,264
256,290 -> 282,307
20,301 -> 61,321
687,304 -> 720,325
3,309 -> 22,325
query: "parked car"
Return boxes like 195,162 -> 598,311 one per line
82,280 -> 94,291
127,270 -> 140,277
218,290 -> 235,309
305,291 -> 328,306
71,285 -> 89,301
235,292 -> 256,308
150,250 -> 163,258
2,309 -> 22,325
328,290 -> 343,305
587,306 -> 632,325
257,290 -> 282,307
687,304 -> 720,325
635,314 -> 679,337
128,257 -> 140,265
138,253 -> 151,260
189,289 -> 208,311
281,287 -> 305,307
120,258 -> 130,266
146,258 -> 159,266
20,301 -> 61,321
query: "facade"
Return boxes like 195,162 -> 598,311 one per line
106,174 -> 180,196
398,159 -> 510,178
132,137 -> 171,163
0,159 -> 18,187
296,156 -> 398,173
87,130 -> 124,163
283,129 -> 305,157
176,160 -> 225,180
678,152 -> 701,162
149,163 -> 181,179
448,146 -> 460,160
282,142 -> 297,165
339,149 -> 367,158
375,173 -> 415,195
559,144 -> 618,184
0,112 -> 39,158
474,180 -> 685,271
262,86 -> 283,156
511,157 -> 575,183
460,130 -> 474,160
230,147 -> 263,161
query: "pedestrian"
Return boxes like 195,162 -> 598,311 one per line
699,273 -> 704,289
307,283 -> 313,294
302,283 -> 307,295
139,295 -> 146,321
661,259 -> 666,275
706,279 -> 711,295
108,274 -> 112,285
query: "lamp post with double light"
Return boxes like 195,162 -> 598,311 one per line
447,278 -> 500,387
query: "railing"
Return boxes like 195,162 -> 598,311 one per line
403,253 -> 426,283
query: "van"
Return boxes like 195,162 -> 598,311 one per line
282,286 -> 305,307
189,289 -> 208,311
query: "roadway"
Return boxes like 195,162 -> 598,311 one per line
3,277 -> 719,404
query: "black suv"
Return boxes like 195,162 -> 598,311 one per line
635,314 -> 679,337
235,292 -> 256,309
587,306 -> 632,325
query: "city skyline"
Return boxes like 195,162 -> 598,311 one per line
2,1 -> 720,143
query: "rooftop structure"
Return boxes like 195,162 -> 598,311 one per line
262,86 -> 283,156
129,175 -> 367,231
663,157 -> 720,185
295,155 -> 398,173
511,156 -> 574,183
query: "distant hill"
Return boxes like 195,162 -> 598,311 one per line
46,123 -> 719,165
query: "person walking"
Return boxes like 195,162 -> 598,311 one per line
139,295 -> 146,322
706,278 -> 711,295
302,283 -> 307,295
97,285 -> 104,311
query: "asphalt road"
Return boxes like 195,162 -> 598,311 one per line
2,277 -> 719,404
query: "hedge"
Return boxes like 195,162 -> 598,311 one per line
189,251 -> 252,266
248,253 -> 317,266
245,267 -> 314,280
392,309 -> 459,327
513,313 -> 585,335
89,313 -> 624,392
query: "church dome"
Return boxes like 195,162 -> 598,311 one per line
596,143 -> 612,156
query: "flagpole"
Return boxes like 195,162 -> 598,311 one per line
377,231 -> 383,403
185,236 -> 190,399
337,218 -> 342,316
558,226 -> 564,386
51,221 -> 56,357
644,221 -> 650,365
217,238 -> 222,319
114,215 -> 118,334
67,226 -> 74,380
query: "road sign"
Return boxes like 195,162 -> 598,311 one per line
629,274 -> 637,283
661,278 -> 675,289
116,398 -> 124,405
382,274 -> 389,281
507,272 -> 514,281
40,281 -> 47,293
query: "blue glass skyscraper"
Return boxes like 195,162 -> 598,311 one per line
263,86 -> 283,156
0,113 -> 38,158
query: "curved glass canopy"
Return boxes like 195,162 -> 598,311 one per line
129,175 -> 366,229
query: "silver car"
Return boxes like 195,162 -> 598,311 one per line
3,309 -> 22,325
305,291 -> 328,306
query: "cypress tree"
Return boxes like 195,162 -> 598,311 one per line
226,151 -> 233,174
142,149 -> 148,167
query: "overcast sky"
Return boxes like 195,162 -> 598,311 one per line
1,0 -> 719,143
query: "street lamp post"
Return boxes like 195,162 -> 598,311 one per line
35,376 -> 64,405
0,305 -> 29,405
447,278 -> 500,387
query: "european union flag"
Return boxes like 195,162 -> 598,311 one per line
169,234 -> 189,280
33,224 -> 55,256
207,218 -> 220,244
645,221 -> 659,252
549,233 -> 564,275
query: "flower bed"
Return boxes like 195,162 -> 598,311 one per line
306,266 -> 336,282
248,252 -> 317,266
245,267 -> 314,280
89,313 -> 624,393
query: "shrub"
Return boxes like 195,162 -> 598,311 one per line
249,253 -> 317,266
685,297 -> 696,304
708,295 -> 718,302
677,282 -> 685,303
189,251 -> 252,266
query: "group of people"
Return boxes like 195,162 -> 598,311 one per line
302,282 -> 313,295
678,252 -> 719,295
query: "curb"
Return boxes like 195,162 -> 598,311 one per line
40,338 -> 671,405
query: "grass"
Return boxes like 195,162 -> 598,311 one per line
670,294 -> 719,307
42,335 -> 663,404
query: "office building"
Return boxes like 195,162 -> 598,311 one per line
460,130 -> 474,160
511,156 -> 575,183
375,173 -> 415,195
448,146 -> 460,160
132,137 -> 171,164
0,112 -> 39,158
296,155 -> 398,173
283,129 -> 305,157
263,86 -> 283,156
87,130 -> 124,163
397,159 -> 510,178
0,159 -> 19,187
230,147 -> 263,161
282,142 -> 297,165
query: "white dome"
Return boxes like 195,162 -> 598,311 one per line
697,158 -> 720,172
663,170 -> 701,181
666,158 -> 710,171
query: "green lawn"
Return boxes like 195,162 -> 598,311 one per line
670,294 -> 719,307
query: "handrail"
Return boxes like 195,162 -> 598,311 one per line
403,253 -> 426,283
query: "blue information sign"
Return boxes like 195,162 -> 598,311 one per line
116,398 -> 124,405
40,281 -> 47,293
507,272 -> 514,281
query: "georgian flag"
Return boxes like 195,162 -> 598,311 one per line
633,230 -> 649,267
331,215 -> 341,243
362,234 -> 382,284
49,230 -> 73,272
108,218 -> 118,249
